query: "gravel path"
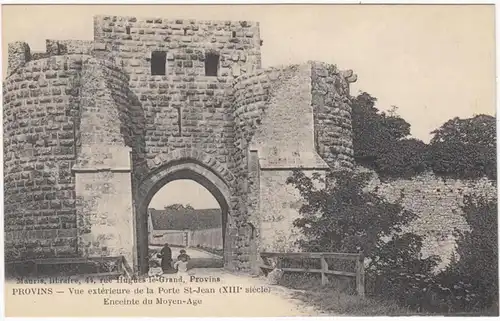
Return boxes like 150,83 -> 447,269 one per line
6,251 -> 327,317
184,268 -> 326,317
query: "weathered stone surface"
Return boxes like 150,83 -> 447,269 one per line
259,169 -> 326,252
358,166 -> 497,270
75,169 -> 134,266
7,42 -> 30,75
249,64 -> 329,170
45,39 -> 94,56
4,55 -> 85,261
311,61 -> 355,170
5,14 -> 474,276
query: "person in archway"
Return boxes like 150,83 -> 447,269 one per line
159,243 -> 172,273
177,249 -> 191,261
174,253 -> 190,278
174,250 -> 191,278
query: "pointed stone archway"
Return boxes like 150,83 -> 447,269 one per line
134,150 -> 236,274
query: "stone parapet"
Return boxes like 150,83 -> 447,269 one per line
3,14 -> 363,274
310,61 -> 356,170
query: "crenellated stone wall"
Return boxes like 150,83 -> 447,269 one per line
311,61 -> 356,170
5,15 -> 489,274
7,42 -> 31,75
45,40 -> 94,56
92,15 -> 262,78
3,55 -> 84,260
4,14 -> 359,274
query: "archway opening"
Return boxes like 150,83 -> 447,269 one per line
146,180 -> 225,274
136,162 -> 232,275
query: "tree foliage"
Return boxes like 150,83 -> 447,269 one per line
350,92 -> 496,181
428,115 -> 496,180
374,138 -> 429,179
286,170 -> 439,304
351,92 -> 428,179
286,170 -> 414,253
434,195 -> 498,312
164,203 -> 195,211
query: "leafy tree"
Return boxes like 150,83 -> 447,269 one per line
286,170 -> 439,303
435,195 -> 498,312
286,170 -> 414,253
164,203 -> 194,210
428,115 -> 496,180
367,234 -> 440,310
375,138 -> 429,179
351,93 -> 495,181
351,92 -> 428,178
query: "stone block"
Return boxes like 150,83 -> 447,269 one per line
3,15 -> 363,274
94,42 -> 107,51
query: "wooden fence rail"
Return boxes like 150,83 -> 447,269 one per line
260,252 -> 365,297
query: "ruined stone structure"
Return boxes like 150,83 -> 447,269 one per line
361,168 -> 497,270
4,15 -> 357,274
7,15 -> 488,276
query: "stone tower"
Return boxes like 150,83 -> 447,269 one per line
3,15 -> 357,274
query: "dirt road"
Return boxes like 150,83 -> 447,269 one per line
183,267 -> 325,317
6,267 -> 325,317
6,248 -> 326,317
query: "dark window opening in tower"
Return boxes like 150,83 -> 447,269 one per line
184,28 -> 187,36
151,51 -> 167,75
232,31 -> 236,38
205,53 -> 219,77
126,26 -> 131,34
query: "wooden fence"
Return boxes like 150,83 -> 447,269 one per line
260,252 -> 365,297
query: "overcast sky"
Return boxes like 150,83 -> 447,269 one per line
2,4 -> 495,209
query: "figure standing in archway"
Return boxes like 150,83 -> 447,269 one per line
159,243 -> 173,273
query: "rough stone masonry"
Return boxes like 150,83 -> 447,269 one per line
4,15 -> 491,275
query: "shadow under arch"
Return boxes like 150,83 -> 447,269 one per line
135,160 -> 232,274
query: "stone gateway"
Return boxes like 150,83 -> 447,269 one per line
3,15 -> 357,274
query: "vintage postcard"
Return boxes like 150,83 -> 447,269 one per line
2,3 -> 497,317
